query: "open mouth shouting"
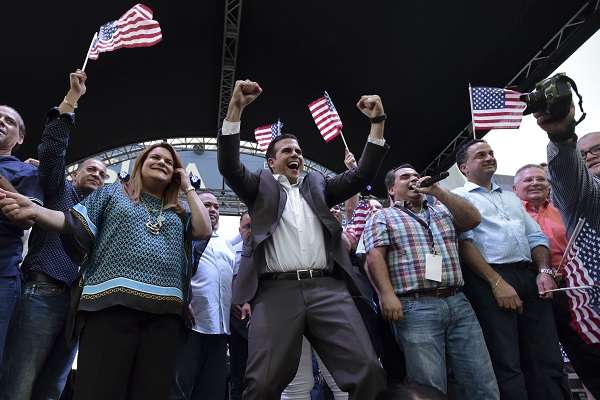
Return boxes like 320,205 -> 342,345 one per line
287,160 -> 300,171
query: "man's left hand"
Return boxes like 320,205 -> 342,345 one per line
344,149 -> 357,169
536,272 -> 557,299
356,95 -> 384,119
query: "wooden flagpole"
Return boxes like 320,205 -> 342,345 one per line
555,217 -> 586,277
339,130 -> 349,150
81,32 -> 98,72
338,130 -> 357,168
468,83 -> 477,140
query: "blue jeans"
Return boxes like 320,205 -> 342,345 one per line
0,280 -> 77,400
0,275 -> 21,368
390,292 -> 499,400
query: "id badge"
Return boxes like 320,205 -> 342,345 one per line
425,253 -> 443,282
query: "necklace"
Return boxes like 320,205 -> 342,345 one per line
478,190 -> 511,221
141,196 -> 165,235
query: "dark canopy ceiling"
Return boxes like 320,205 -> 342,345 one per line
3,1 -> 599,195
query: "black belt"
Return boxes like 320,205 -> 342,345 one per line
261,269 -> 331,281
399,287 -> 461,299
24,271 -> 66,287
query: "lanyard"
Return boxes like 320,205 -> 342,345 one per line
394,204 -> 438,254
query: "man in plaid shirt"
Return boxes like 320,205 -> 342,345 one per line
364,164 -> 498,399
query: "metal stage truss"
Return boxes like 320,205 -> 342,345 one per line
217,0 -> 243,128
422,0 -> 600,176
67,137 -> 337,216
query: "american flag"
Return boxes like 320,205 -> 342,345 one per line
308,91 -> 343,142
345,199 -> 372,242
254,120 -> 283,151
470,87 -> 526,131
563,221 -> 600,345
88,4 -> 162,60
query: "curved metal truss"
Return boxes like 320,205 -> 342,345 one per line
422,0 -> 600,176
66,137 -> 337,216
68,136 -> 335,176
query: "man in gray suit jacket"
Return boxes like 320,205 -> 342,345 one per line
218,79 -> 389,400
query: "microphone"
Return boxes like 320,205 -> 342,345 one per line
409,171 -> 450,190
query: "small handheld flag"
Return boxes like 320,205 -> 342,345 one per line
254,119 -> 283,151
308,91 -> 344,143
345,199 -> 372,242
85,3 -> 162,64
469,86 -> 526,132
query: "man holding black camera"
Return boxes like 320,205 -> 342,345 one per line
535,104 -> 600,398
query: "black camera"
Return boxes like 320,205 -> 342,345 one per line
520,73 -> 575,120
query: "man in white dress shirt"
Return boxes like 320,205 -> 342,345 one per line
171,192 -> 235,400
218,80 -> 388,400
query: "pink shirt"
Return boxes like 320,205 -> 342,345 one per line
523,200 -> 568,270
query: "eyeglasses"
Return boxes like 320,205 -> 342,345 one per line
580,144 -> 600,159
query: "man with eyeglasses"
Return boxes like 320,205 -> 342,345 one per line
535,106 -> 600,398
0,71 -> 108,400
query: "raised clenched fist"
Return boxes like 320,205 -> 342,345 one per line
356,95 -> 384,119
229,79 -> 263,109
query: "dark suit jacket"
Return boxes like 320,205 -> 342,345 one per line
218,132 -> 388,304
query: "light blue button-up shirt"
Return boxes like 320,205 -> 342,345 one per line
452,181 -> 548,264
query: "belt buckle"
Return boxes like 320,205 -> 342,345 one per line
296,269 -> 313,280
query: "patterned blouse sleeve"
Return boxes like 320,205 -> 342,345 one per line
61,183 -> 118,265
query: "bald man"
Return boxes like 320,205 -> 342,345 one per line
535,109 -> 600,398
171,191 -> 235,400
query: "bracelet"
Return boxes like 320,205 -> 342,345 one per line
492,276 -> 501,290
62,97 -> 78,109
183,186 -> 195,194
370,114 -> 387,124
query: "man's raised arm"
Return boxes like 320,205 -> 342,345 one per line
535,105 -> 600,232
325,95 -> 389,207
217,80 -> 263,205
38,70 -> 87,199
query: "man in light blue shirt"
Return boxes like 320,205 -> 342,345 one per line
452,139 -> 570,400
229,212 -> 251,400
171,191 -> 235,400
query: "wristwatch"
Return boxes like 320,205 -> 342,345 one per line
539,267 -> 555,277
370,114 -> 387,124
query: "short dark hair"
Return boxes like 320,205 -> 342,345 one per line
265,134 -> 299,162
455,139 -> 486,168
384,163 -> 416,191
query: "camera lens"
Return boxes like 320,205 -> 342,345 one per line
521,91 -> 546,115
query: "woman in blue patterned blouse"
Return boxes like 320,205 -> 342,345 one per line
0,142 -> 212,400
